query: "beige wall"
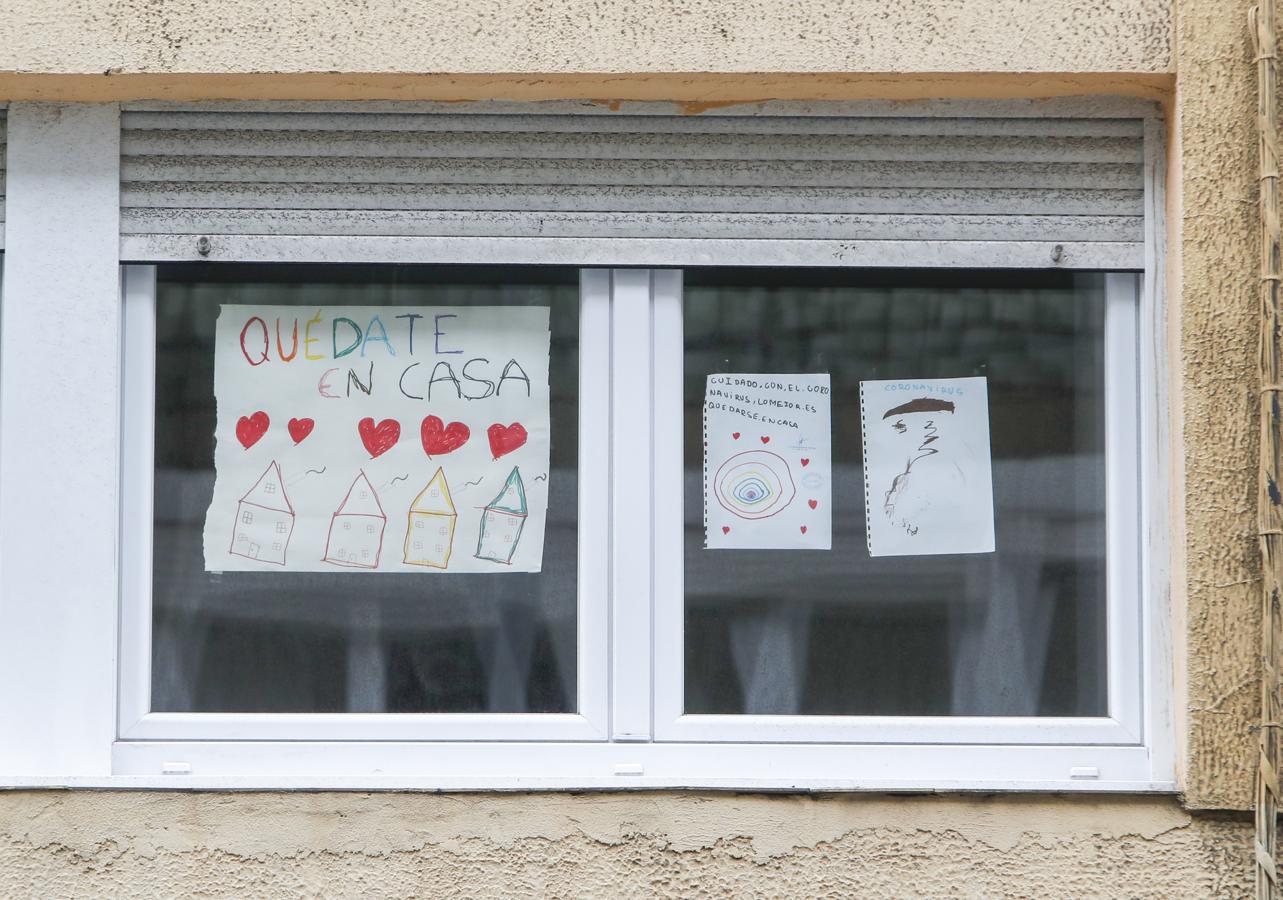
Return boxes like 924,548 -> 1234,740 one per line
1175,0 -> 1261,812
0,792 -> 1254,898
0,0 -> 1170,76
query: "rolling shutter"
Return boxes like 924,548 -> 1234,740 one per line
119,101 -> 1153,268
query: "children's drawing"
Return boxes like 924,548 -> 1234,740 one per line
322,471 -> 387,569
358,417 -> 401,458
860,377 -> 995,557
236,411 -> 270,449
714,451 -> 796,519
487,422 -> 528,459
287,417 -> 315,444
420,415 -> 470,456
403,467 -> 457,569
228,460 -> 294,565
202,305 -> 552,573
475,467 -> 528,565
703,374 -> 832,550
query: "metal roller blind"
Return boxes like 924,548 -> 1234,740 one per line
119,102 -> 1152,267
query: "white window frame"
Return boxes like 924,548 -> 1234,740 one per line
117,264 -> 611,743
0,99 -> 1174,791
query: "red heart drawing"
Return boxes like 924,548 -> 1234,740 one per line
236,411 -> 270,449
287,417 -> 315,445
800,458 -> 810,467
808,499 -> 818,510
358,417 -> 401,458
722,526 -> 731,535
760,436 -> 770,444
488,422 -> 528,459
800,525 -> 808,535
732,432 -> 741,440
421,415 -> 470,456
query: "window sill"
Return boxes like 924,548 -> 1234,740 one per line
0,740 -> 1174,793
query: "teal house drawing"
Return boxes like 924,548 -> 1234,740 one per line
475,467 -> 528,565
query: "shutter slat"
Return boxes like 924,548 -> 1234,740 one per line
120,208 -> 1144,243
120,182 -> 1145,216
121,156 -> 1143,191
122,129 -> 1143,164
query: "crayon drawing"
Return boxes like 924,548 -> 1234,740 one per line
403,467 -> 458,569
475,467 -> 528,565
323,471 -> 387,569
703,373 -> 832,550
860,377 -> 995,557
228,460 -> 294,565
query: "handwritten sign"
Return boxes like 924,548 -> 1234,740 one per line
859,376 -> 995,557
202,305 -> 551,573
703,373 -> 832,550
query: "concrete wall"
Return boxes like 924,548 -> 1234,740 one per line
0,0 -> 1170,76
1174,0 -> 1261,812
0,792 -> 1254,898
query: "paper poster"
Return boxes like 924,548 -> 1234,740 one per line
859,376 -> 995,557
202,305 -> 551,573
703,374 -> 832,550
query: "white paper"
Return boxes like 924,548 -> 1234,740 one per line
860,377 -> 995,557
202,305 -> 551,573
704,374 -> 832,550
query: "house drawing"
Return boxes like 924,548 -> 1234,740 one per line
228,460 -> 295,565
403,467 -> 457,569
322,470 -> 387,569
475,466 -> 528,565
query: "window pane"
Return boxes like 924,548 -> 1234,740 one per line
683,269 -> 1110,717
152,264 -> 578,713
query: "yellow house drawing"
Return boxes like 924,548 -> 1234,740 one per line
403,467 -> 457,569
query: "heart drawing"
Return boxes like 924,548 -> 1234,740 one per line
808,499 -> 818,509
760,436 -> 770,444
421,415 -> 470,456
722,526 -> 731,535
287,417 -> 315,445
358,417 -> 401,458
236,411 -> 270,449
800,458 -> 810,467
487,422 -> 528,459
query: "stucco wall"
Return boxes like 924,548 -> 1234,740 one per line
0,792 -> 1253,898
1175,0 -> 1261,811
0,0 -> 1171,76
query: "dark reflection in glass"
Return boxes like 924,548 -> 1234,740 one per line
683,269 -> 1110,717
152,264 -> 578,714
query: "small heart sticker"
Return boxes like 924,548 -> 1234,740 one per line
287,417 -> 315,445
808,499 -> 818,510
800,458 -> 810,467
760,436 -> 770,444
722,526 -> 731,535
236,411 -> 270,449
800,525 -> 808,535
732,432 -> 741,440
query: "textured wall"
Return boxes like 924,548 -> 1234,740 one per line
0,792 -> 1253,898
1175,0 -> 1261,810
0,0 -> 1170,76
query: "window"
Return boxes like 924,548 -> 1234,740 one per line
107,263 -> 1165,788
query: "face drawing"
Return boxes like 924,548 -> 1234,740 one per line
880,397 -> 957,536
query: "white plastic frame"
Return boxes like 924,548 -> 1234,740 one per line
0,98 -> 1173,790
652,272 -> 1148,746
116,265 -> 611,742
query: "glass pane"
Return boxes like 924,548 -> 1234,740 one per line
683,269 -> 1110,717
152,264 -> 578,713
